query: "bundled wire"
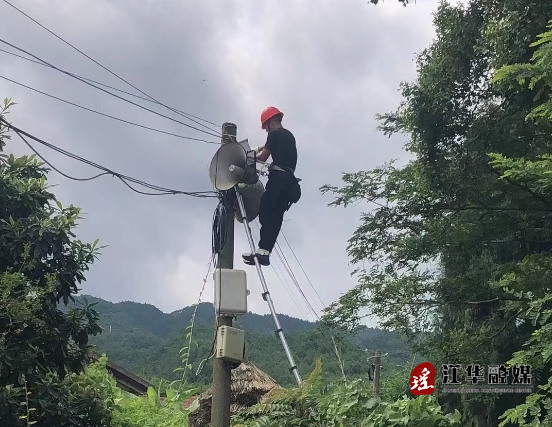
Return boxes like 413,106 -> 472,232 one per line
211,193 -> 230,260
194,191 -> 234,377
0,117 -> 217,198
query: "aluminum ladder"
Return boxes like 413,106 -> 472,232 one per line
235,189 -> 302,386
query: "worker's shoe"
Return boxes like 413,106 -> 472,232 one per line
242,249 -> 270,266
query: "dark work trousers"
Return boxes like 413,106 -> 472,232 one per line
258,171 -> 292,253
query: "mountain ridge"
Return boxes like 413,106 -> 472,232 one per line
76,295 -> 411,387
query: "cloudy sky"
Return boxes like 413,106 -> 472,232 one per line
0,0 -> 437,326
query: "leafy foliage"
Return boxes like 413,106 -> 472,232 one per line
0,99 -> 105,425
320,2 -> 552,426
232,360 -> 461,427
111,376 -> 196,427
0,98 -> 202,426
488,21 -> 552,427
26,354 -> 196,427
1,354 -> 119,427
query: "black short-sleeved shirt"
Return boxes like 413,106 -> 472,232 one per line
265,128 -> 297,172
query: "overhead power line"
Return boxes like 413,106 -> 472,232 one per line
0,48 -> 221,134
258,223 -> 347,379
252,221 -> 319,320
245,221 -> 312,320
0,118 -> 217,198
271,257 -> 311,320
0,74 -> 219,145
281,230 -> 326,308
0,38 -> 221,139
1,0 -> 221,134
274,243 -> 321,319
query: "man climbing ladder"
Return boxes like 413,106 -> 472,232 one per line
242,106 -> 301,267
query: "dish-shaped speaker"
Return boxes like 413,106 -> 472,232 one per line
209,142 -> 258,190
235,180 -> 265,223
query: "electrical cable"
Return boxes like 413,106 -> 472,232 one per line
200,138 -> 229,375
180,257 -> 213,388
194,257 -> 219,378
211,156 -> 242,370
243,219 -> 310,319
0,38 -> 222,138
270,261 -> 311,320
274,241 -> 320,318
198,206 -> 246,375
211,195 -> 229,258
256,220 -> 347,378
0,74 -> 220,145
248,222 -> 311,319
164,192 -> 232,378
252,221 -> 314,320
0,47 -> 221,135
1,0 -> 221,134
281,230 -> 326,308
274,241 -> 347,378
0,118 -> 217,198
16,131 -> 110,183
197,193 -> 233,377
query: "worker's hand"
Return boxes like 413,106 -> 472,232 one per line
255,146 -> 264,154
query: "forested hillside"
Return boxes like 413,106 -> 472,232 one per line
76,295 -> 411,386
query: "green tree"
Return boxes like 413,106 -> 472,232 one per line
0,100 -> 104,425
487,20 -> 552,427
320,1 -> 552,426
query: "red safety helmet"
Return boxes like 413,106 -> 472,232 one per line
260,106 -> 284,129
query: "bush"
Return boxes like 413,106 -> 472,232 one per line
232,359 -> 461,427
1,354 -> 198,427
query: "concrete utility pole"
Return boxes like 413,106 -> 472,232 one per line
210,122 -> 237,427
373,350 -> 381,398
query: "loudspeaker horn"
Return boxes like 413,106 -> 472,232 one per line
209,141 -> 258,191
235,180 -> 265,223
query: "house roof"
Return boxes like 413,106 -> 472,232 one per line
89,350 -> 152,396
188,362 -> 281,427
